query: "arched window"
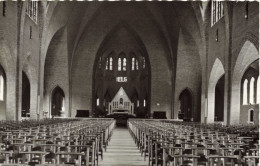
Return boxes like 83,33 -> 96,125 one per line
97,98 -> 99,106
123,58 -> 126,71
257,78 -> 260,104
211,0 -> 224,26
142,57 -> 145,69
105,59 -> 109,70
243,79 -> 248,105
144,99 -> 146,107
26,1 -> 38,23
120,98 -> 123,105
98,57 -> 102,69
245,2 -> 249,19
109,57 -> 113,70
136,59 -> 139,70
249,77 -> 255,104
0,75 -> 4,101
118,58 -> 121,71
137,100 -> 139,107
132,57 -> 135,71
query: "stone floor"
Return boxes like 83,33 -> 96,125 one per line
99,127 -> 148,166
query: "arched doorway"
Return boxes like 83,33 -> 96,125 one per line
0,65 -> 6,120
51,86 -> 65,117
215,75 -> 225,121
22,72 -> 30,118
179,89 -> 192,122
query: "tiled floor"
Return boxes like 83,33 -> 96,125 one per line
99,127 -> 148,166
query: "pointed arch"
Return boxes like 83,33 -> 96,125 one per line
118,52 -> 126,71
51,86 -> 65,117
249,77 -> 255,104
96,98 -> 99,106
109,57 -> 113,70
179,88 -> 193,122
135,58 -> 139,70
142,56 -> 146,69
214,75 -> 225,121
207,58 -> 225,123
129,51 -> 137,71
132,57 -> 135,71
98,57 -> 102,69
123,58 -> 127,71
230,40 -> 259,124
118,58 -> 121,71
22,72 -> 30,118
106,58 -> 109,70
243,79 -> 248,105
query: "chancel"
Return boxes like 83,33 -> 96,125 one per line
0,1 -> 259,166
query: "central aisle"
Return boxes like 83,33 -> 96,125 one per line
99,127 -> 148,166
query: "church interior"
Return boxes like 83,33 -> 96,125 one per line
0,1 -> 259,166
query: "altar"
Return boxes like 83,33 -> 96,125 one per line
108,87 -> 135,116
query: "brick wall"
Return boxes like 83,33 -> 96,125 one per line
204,1 -> 259,124
174,28 -> 202,122
43,27 -> 69,118
0,1 -> 17,120
0,2 -> 258,123
231,2 -> 259,124
21,13 -> 40,119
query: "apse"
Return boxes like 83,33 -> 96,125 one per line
93,23 -> 151,118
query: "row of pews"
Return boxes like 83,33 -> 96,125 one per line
128,119 -> 259,166
0,118 -> 115,166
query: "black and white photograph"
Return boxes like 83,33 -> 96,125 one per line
0,0 -> 259,165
